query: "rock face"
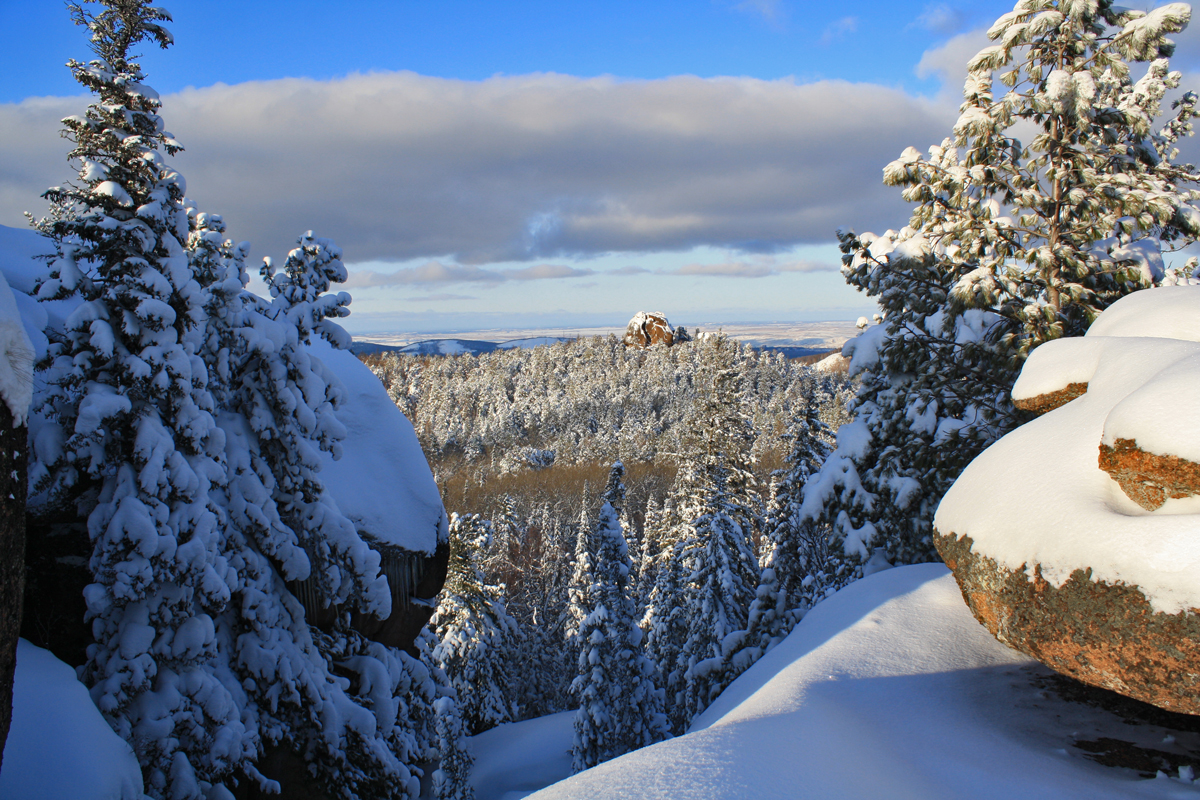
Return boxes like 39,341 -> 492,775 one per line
1098,438 -> 1200,512
624,311 -> 677,348
1011,381 -> 1088,415
935,285 -> 1200,716
936,533 -> 1200,715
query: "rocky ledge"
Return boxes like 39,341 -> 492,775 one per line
935,531 -> 1200,715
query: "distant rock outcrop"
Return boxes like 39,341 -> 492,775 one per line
624,312 -> 685,348
934,285 -> 1200,715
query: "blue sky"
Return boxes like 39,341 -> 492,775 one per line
5,1 -> 1000,99
1,0 -> 1188,334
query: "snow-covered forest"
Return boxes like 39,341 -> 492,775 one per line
365,335 -> 853,725
7,0 -> 1200,798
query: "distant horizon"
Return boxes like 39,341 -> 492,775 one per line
350,319 -> 861,351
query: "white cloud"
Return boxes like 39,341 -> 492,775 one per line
733,0 -> 785,26
671,256 -> 837,278
911,4 -> 966,35
505,264 -> 594,281
1,71 -> 955,265
820,17 -> 858,46
346,260 -> 592,287
916,28 -> 991,91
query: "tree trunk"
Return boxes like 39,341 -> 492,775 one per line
0,401 -> 27,771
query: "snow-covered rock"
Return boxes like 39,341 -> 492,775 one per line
314,339 -> 447,553
492,565 -> 1196,799
936,285 -> 1200,714
0,640 -> 145,800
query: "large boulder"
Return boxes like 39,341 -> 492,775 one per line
935,285 -> 1200,714
623,311 -> 683,348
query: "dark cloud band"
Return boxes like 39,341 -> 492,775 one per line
1,72 -> 955,264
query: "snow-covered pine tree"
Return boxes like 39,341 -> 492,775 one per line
507,502 -> 574,718
194,208 -> 450,800
431,513 -> 520,735
431,696 -> 475,800
571,463 -> 665,772
808,0 -> 1200,572
565,489 -> 594,646
28,5 -> 249,795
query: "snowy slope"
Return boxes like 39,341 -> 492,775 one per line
397,339 -> 500,356
314,339 -> 447,552
0,640 -> 146,800
497,337 -> 572,350
479,565 -> 1199,800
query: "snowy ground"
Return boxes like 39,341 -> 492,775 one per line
471,565 -> 1200,800
354,321 -> 858,352
1,640 -> 144,800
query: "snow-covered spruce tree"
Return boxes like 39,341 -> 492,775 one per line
29,4 -> 248,795
30,5 -> 440,798
431,513 -> 520,735
514,500 -> 579,719
645,338 -> 761,732
731,391 -> 834,672
196,217 -> 443,800
808,0 -> 1200,571
431,696 -> 475,800
571,463 -> 665,772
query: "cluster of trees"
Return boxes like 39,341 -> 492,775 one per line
367,332 -> 849,480
411,336 -> 852,769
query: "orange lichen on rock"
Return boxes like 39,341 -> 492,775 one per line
1098,437 -> 1200,511
1012,381 -> 1088,415
934,531 -> 1200,716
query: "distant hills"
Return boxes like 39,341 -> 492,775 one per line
351,336 -> 840,361
350,336 -> 573,356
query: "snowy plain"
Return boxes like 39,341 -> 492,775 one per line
472,565 -> 1200,800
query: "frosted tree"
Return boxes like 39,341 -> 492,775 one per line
810,0 -> 1200,569
571,463 -> 665,771
565,491 -> 594,645
431,513 -> 520,735
431,696 -> 475,800
646,340 -> 761,732
28,4 -> 248,795
732,393 -> 833,672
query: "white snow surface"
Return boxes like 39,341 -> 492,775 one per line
0,269 -> 34,424
311,338 -> 447,552
942,287 -> 1200,613
485,566 -> 1197,800
471,711 -> 575,800
0,639 -> 146,800
1085,285 -> 1200,341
